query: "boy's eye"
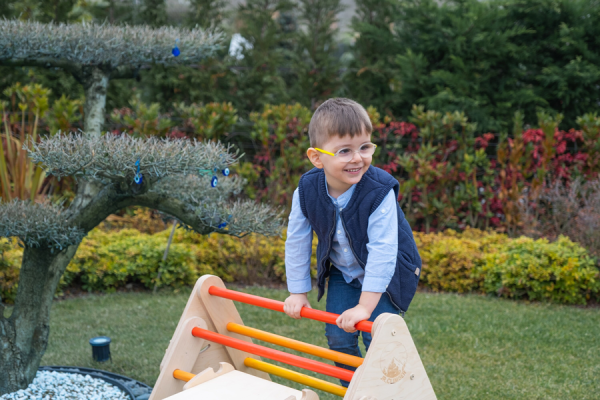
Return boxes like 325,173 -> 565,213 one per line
337,148 -> 351,155
360,144 -> 374,151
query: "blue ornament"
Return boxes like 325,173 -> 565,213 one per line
211,176 -> 218,187
134,158 -> 142,184
172,38 -> 181,57
218,222 -> 228,229
222,168 -> 230,176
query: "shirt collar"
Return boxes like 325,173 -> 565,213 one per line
326,183 -> 356,209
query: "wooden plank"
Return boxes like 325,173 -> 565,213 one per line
189,342 -> 232,375
183,362 -> 235,390
160,278 -> 233,373
344,313 -> 437,400
284,390 -> 321,400
149,317 -> 208,400
196,275 -> 270,380
164,370 -> 304,400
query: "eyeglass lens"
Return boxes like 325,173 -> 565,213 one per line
336,144 -> 376,161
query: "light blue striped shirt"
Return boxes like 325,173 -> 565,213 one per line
285,184 -> 398,294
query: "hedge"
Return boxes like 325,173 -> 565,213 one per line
1,228 -> 598,305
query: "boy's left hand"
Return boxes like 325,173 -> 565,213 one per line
336,304 -> 372,333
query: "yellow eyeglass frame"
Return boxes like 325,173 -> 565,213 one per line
314,148 -> 335,156
314,144 -> 378,159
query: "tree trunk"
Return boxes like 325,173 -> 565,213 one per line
0,63 -> 113,396
0,245 -> 78,394
0,181 -> 140,394
82,66 -> 110,138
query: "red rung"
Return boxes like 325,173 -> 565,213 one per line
208,286 -> 373,333
191,326 -> 354,383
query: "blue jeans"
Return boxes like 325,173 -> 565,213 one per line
325,267 -> 400,387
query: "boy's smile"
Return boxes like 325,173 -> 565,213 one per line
307,131 -> 373,198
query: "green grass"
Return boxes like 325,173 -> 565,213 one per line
42,288 -> 600,400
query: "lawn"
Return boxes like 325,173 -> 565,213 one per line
42,287 -> 600,400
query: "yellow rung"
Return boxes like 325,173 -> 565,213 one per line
227,322 -> 363,368
173,369 -> 195,382
244,357 -> 347,397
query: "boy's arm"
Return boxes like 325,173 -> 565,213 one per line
284,188 -> 313,318
362,188 -> 398,294
336,189 -> 398,332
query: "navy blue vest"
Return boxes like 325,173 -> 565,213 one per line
298,166 -> 421,312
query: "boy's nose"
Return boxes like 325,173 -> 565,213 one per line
351,151 -> 362,163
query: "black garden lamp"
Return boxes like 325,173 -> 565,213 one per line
89,336 -> 112,362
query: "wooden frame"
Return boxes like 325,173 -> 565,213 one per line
150,275 -> 437,400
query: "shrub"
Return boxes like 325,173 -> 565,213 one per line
63,229 -> 202,292
1,225 -> 597,306
0,239 -> 21,304
0,227 -> 318,304
477,236 -> 600,304
415,228 -> 508,293
172,228 -> 317,283
243,103 -> 313,212
519,178 -> 600,259
99,207 -> 169,234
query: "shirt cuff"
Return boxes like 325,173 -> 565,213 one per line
361,275 -> 391,293
287,278 -> 312,294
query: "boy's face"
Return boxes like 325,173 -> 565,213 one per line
307,130 -> 373,196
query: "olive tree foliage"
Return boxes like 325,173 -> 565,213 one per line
0,19 -> 221,135
0,20 -> 281,395
0,200 -> 86,250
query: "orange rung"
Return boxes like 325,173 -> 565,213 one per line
208,286 -> 373,333
173,369 -> 195,382
227,322 -> 363,368
191,326 -> 354,382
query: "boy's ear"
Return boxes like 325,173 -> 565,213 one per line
307,148 -> 324,169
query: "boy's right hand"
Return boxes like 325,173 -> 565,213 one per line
284,293 -> 312,319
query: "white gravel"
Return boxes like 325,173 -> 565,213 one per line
0,371 -> 130,400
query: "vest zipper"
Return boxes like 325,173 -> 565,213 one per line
339,210 -> 404,312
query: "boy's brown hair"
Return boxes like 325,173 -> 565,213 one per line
308,98 -> 372,148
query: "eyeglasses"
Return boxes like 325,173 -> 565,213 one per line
315,143 -> 378,162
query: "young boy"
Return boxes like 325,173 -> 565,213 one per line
283,98 -> 421,386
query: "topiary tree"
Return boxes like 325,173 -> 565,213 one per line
0,19 -> 221,136
0,20 -> 281,394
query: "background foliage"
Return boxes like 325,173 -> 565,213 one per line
2,0 -> 599,128
1,0 -> 599,305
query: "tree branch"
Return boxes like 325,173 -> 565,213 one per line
133,191 -> 214,235
67,181 -> 143,232
133,190 -> 282,237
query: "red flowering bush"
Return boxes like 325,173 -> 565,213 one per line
372,108 -> 600,235
107,97 -> 600,240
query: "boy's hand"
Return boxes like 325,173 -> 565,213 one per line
335,292 -> 382,333
284,293 -> 312,319
336,304 -> 372,333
